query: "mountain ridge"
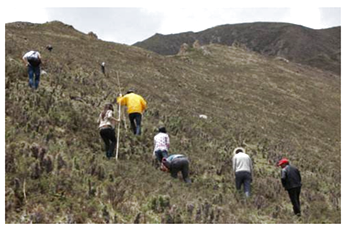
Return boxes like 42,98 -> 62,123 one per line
134,22 -> 341,74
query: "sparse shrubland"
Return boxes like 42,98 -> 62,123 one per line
5,21 -> 340,223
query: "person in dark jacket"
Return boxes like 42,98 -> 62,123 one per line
278,158 -> 302,216
161,154 -> 191,184
46,45 -> 53,52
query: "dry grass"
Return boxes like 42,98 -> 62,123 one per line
5,21 -> 340,223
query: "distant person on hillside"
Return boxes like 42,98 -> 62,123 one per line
46,45 -> 53,52
22,50 -> 42,89
101,62 -> 105,75
232,147 -> 253,198
278,158 -> 302,216
117,89 -> 147,135
161,154 -> 191,184
153,126 -> 170,164
98,103 -> 120,159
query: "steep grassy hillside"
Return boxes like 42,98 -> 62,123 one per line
5,21 -> 340,223
134,22 -> 341,74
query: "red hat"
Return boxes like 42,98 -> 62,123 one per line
278,158 -> 289,166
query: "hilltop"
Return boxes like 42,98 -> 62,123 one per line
5,21 -> 340,223
133,22 -> 341,74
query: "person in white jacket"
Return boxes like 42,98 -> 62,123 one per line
232,147 -> 253,197
153,126 -> 170,163
97,103 -> 120,159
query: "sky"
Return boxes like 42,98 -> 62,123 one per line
2,2 -> 342,45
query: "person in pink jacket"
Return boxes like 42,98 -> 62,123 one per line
153,126 -> 170,163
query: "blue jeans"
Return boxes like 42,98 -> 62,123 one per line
28,65 -> 41,89
129,113 -> 142,135
235,171 -> 252,197
155,150 -> 168,163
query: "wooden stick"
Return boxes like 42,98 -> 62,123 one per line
115,71 -> 121,160
23,179 -> 27,204
116,71 -> 127,131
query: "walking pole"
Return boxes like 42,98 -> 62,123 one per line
116,71 -> 127,131
115,71 -> 121,160
115,95 -> 121,160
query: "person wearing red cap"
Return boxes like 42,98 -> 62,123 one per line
278,158 -> 302,216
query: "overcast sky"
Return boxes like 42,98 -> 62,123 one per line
3,3 -> 341,45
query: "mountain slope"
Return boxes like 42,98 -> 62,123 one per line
133,22 -> 341,74
5,21 -> 340,223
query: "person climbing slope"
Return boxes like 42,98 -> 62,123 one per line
98,103 -> 120,159
117,89 -> 147,135
46,45 -> 53,52
161,154 -> 191,184
101,62 -> 105,75
22,50 -> 42,89
232,147 -> 253,198
278,158 -> 302,216
153,126 -> 170,164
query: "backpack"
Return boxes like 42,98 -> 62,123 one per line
27,52 -> 41,67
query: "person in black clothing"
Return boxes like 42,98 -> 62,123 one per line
161,154 -> 191,184
46,45 -> 53,52
278,158 -> 302,216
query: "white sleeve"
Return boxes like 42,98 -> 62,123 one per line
153,136 -> 157,146
106,110 -> 113,118
23,51 -> 33,59
166,135 -> 170,148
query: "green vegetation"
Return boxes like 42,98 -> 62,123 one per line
5,21 -> 340,223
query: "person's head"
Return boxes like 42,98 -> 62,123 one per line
278,158 -> 289,168
127,89 -> 135,94
233,147 -> 245,155
101,103 -> 114,119
158,126 -> 167,133
160,158 -> 169,172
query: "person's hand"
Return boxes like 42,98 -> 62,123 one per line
160,164 -> 169,172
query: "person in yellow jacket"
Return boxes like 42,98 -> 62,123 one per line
117,89 -> 147,135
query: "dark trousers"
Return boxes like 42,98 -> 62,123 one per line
129,113 -> 142,135
28,65 -> 41,89
100,128 -> 116,158
235,171 -> 252,197
287,187 -> 301,215
170,157 -> 191,184
155,150 -> 168,163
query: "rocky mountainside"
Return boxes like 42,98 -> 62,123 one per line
134,22 -> 341,74
5,21 -> 340,223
